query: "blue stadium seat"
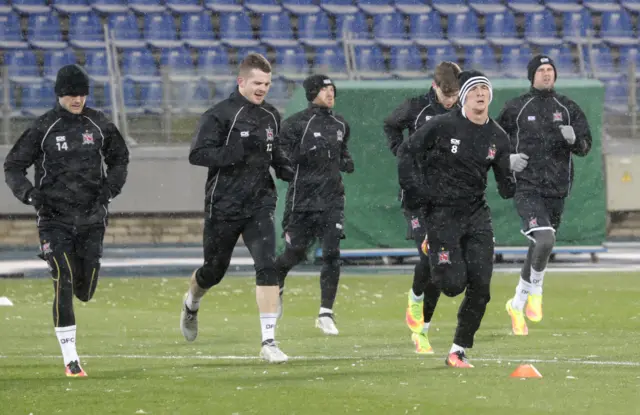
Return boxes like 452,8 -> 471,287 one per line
389,44 -> 425,79
0,83 -> 20,117
583,0 -> 621,12
214,79 -> 237,101
268,79 -> 289,108
43,49 -> 77,82
21,80 -> 55,117
235,45 -> 269,61
91,0 -> 128,14
86,81 -> 112,112
601,10 -> 636,46
508,0 -> 545,13
298,12 -> 336,47
121,48 -> 160,82
27,13 -> 67,49
425,45 -> 457,70
500,45 -> 532,78
219,12 -> 259,47
525,9 -> 562,46
0,12 -> 28,49
204,0 -> 243,13
282,0 -> 321,14
68,12 -> 105,49
171,80 -> 211,114
196,46 -> 234,81
260,12 -> 297,47
430,0 -> 469,14
335,12 -> 372,45
353,45 -> 391,80
546,0 -> 584,13
52,0 -> 91,13
274,45 -> 310,81
160,47 -> 197,80
139,81 -> 163,114
11,0 -> 49,13
144,12 -> 182,49
485,11 -> 522,46
409,12 -> 449,47
128,0 -> 165,13
374,12 -> 412,46
468,0 -> 506,14
588,45 -> 618,80
447,11 -> 486,46
313,45 -> 349,79
464,45 -> 499,76
166,0 -> 203,13
84,49 -> 110,82
0,0 -> 11,13
561,10 -> 593,44
108,12 -> 146,48
121,79 -> 144,114
394,0 -> 431,14
358,0 -> 395,15
320,0 -> 358,15
603,78 -> 629,113
245,0 -> 282,13
618,46 -> 640,74
181,13 -> 218,49
621,0 -> 640,12
541,45 -> 578,78
5,50 -> 40,83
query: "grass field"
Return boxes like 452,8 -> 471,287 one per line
0,271 -> 639,415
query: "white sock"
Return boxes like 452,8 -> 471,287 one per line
449,343 -> 465,355
422,322 -> 430,333
260,313 -> 278,343
530,267 -> 545,295
185,290 -> 201,312
410,289 -> 424,302
55,325 -> 79,366
319,307 -> 333,316
511,277 -> 532,311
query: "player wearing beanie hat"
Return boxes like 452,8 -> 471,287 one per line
457,69 -> 493,107
527,54 -> 557,87
54,64 -> 90,114
303,74 -> 337,103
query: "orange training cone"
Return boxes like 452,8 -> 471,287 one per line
510,364 -> 543,378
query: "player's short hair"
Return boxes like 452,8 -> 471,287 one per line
238,53 -> 272,77
434,61 -> 462,95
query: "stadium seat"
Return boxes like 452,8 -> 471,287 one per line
274,45 -> 310,81
214,79 -> 237,101
268,78 -> 289,107
260,12 -> 297,47
320,0 -> 358,15
245,0 -> 282,13
388,44 -> 426,79
21,80 -> 54,117
204,0 -> 243,13
587,45 -> 618,80
160,47 -> 197,81
84,49 -> 110,82
128,0 -> 165,13
165,0 -> 203,13
603,78 -> 629,113
500,45 -> 532,78
180,13 -> 218,49
313,46 -> 349,80
335,12 -> 372,45
601,10 -> 636,46
5,49 -> 41,83
0,12 -> 28,49
430,0 -> 469,14
108,12 -> 146,48
282,0 -> 321,14
235,45 -> 269,62
468,0 -> 506,14
219,12 -> 259,47
409,12 -> 449,47
11,0 -> 49,13
618,46 -> 640,76
447,11 -> 486,46
373,12 -> 412,46
464,45 -> 499,76
353,45 -> 391,80
425,44 -> 457,70
43,49 -> 77,82
0,83 -> 20,117
0,0 -> 10,13
508,0 -> 545,13
170,79 -> 211,114
545,0 -> 584,13
561,10 -> 594,44
139,81 -> 163,114
485,11 -> 522,46
27,13 -> 67,49
144,12 -> 182,49
541,45 -> 578,78
583,0 -> 621,12
91,0 -> 128,14
525,9 -> 562,46
298,12 -> 336,47
620,0 -> 640,12
52,0 -> 91,13
394,0 -> 431,14
358,0 -> 395,15
196,46 -> 234,81
68,11 -> 105,49
121,48 -> 160,82
122,79 -> 144,115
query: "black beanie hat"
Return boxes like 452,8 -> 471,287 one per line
458,69 -> 493,105
303,74 -> 337,102
55,64 -> 90,97
527,55 -> 557,83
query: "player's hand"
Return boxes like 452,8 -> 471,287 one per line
559,125 -> 576,145
509,153 -> 529,172
26,188 -> 45,208
340,158 -> 354,173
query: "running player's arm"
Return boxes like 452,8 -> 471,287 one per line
492,132 -> 516,200
189,108 -> 245,168
102,121 -> 130,199
396,118 -> 439,199
270,110 -> 294,182
567,101 -> 592,157
383,99 -> 412,156
3,124 -> 42,204
339,120 -> 354,173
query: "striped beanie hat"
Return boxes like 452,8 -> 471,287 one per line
458,70 -> 493,105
